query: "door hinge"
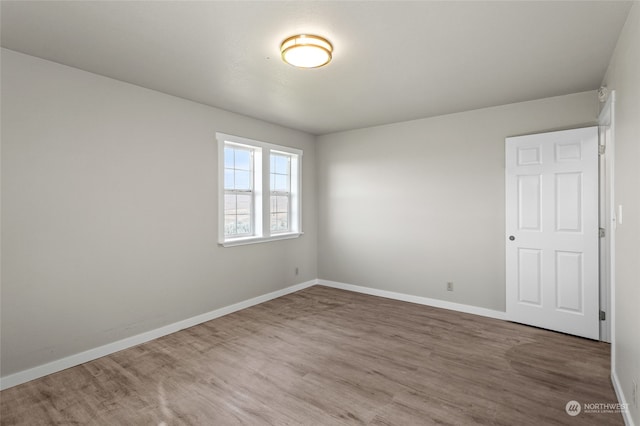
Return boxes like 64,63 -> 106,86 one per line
599,228 -> 606,238
599,145 -> 606,155
600,310 -> 606,321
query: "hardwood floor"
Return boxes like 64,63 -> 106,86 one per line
0,286 -> 623,425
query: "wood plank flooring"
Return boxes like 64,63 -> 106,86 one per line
0,286 -> 623,425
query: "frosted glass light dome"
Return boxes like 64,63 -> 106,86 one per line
280,35 -> 333,68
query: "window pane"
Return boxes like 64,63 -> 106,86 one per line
276,196 -> 289,213
224,147 -> 234,168
224,169 -> 234,190
236,215 -> 251,234
276,213 -> 288,231
270,196 -> 288,215
235,149 -> 251,171
271,212 -> 289,232
270,195 -> 288,213
274,155 -> 288,174
236,194 -> 251,215
234,170 -> 251,190
224,194 -> 237,213
270,154 -> 290,192
270,213 -> 278,231
274,174 -> 288,192
224,216 -> 236,236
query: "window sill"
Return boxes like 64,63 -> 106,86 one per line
219,232 -> 303,247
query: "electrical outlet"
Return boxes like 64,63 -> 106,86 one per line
447,282 -> 454,291
295,267 -> 299,276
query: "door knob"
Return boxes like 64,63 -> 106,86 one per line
509,235 -> 515,241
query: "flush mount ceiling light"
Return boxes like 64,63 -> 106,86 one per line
280,34 -> 333,68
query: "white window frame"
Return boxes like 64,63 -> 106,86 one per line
223,143 -> 257,238
270,150 -> 293,235
217,132 -> 302,247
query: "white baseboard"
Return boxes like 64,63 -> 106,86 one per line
5,276 -> 631,426
317,279 -> 507,321
612,369 -> 636,426
0,279 -> 317,391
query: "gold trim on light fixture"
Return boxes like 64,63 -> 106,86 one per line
280,34 -> 333,68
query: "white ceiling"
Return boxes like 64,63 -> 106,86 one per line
0,1 -> 633,135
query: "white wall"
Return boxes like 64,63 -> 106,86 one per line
3,23 -> 634,405
317,92 -> 597,312
0,48 -> 317,377
602,3 -> 640,424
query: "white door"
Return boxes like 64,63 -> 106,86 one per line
506,127 -> 599,340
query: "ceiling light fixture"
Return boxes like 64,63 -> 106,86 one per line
280,34 -> 333,68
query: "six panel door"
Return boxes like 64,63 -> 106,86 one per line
505,127 -> 599,340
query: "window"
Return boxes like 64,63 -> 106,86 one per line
217,133 -> 302,246
224,145 -> 254,237
270,152 -> 292,233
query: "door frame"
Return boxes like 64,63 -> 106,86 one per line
598,90 -> 616,348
